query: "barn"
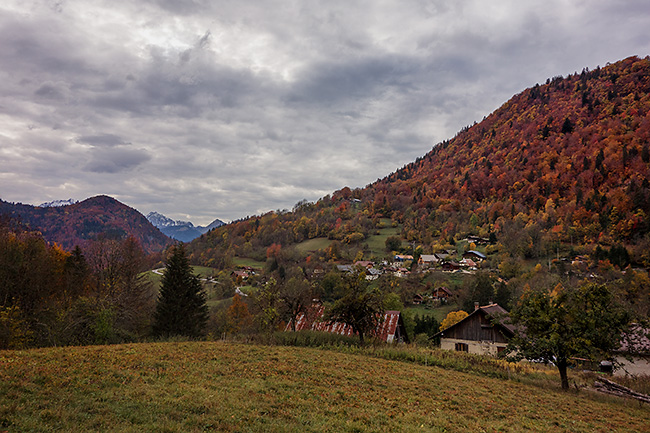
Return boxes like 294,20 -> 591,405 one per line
435,303 -> 514,356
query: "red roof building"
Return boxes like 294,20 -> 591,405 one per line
288,304 -> 408,343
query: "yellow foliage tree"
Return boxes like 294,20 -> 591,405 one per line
439,310 -> 469,331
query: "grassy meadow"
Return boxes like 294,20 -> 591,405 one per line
1,341 -> 649,432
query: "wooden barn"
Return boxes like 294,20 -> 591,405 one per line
287,304 -> 409,343
435,304 -> 514,356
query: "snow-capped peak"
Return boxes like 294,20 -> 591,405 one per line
38,199 -> 78,208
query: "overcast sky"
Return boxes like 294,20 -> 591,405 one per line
1,1 -> 649,224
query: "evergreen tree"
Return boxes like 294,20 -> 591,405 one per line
153,244 -> 208,338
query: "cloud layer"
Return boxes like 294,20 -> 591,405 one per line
1,0 -> 649,223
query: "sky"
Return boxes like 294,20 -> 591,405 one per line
1,1 -> 649,225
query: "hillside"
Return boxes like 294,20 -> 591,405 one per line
188,56 -> 650,268
0,195 -> 171,253
1,341 -> 648,432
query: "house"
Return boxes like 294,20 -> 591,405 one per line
418,255 -> 439,266
466,235 -> 490,245
394,254 -> 414,262
432,286 -> 453,301
435,303 -> 514,356
442,262 -> 462,272
434,252 -> 450,261
336,264 -> 353,273
354,260 -> 375,269
463,250 -> 487,261
287,304 -> 409,343
231,270 -> 249,280
393,267 -> 410,278
365,267 -> 382,280
413,294 -> 425,305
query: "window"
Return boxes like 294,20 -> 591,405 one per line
455,342 -> 469,352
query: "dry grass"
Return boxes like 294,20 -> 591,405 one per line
1,341 -> 648,432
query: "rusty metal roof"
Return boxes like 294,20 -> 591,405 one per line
288,305 -> 404,342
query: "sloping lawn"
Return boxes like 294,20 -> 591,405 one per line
1,341 -> 648,432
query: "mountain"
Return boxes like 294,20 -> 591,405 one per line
187,56 -> 650,267
0,195 -> 171,253
38,199 -> 78,208
146,211 -> 225,242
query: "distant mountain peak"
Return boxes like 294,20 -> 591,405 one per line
146,211 -> 194,228
39,198 -> 78,208
146,211 -> 225,242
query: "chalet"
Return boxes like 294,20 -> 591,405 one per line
441,262 -> 462,272
463,250 -> 487,261
394,267 -> 410,278
354,260 -> 375,269
287,304 -> 409,343
413,294 -> 425,305
336,264 -> 353,273
460,258 -> 478,268
231,270 -> 249,280
432,286 -> 453,301
434,252 -> 449,261
365,267 -> 382,280
394,254 -> 414,262
466,235 -> 490,245
435,304 -> 514,356
418,255 -> 439,266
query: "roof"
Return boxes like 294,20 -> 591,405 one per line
464,250 -> 487,259
434,303 -> 515,338
419,255 -> 439,262
434,286 -> 453,296
288,305 -> 405,342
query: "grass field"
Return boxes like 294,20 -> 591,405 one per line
407,303 -> 460,322
1,341 -> 648,432
365,225 -> 402,258
295,237 -> 332,254
232,257 -> 266,269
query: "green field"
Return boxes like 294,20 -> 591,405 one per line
232,257 -> 266,269
365,223 -> 403,257
1,341 -> 648,432
295,237 -> 332,254
407,303 -> 461,322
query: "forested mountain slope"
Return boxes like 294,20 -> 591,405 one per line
189,56 -> 650,267
0,195 -> 170,253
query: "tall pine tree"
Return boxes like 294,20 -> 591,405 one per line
153,244 -> 208,338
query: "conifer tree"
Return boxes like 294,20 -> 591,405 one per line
153,244 -> 208,338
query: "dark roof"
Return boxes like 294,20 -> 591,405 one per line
434,303 -> 515,338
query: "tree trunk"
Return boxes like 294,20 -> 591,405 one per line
557,359 -> 569,390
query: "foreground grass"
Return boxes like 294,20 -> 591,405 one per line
1,342 -> 648,432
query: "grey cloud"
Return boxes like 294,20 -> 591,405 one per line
34,83 -> 64,99
1,0 -> 649,224
84,147 -> 151,173
76,134 -> 128,147
288,55 -> 416,105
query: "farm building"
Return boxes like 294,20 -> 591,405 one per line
435,303 -> 514,356
287,304 -> 409,343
